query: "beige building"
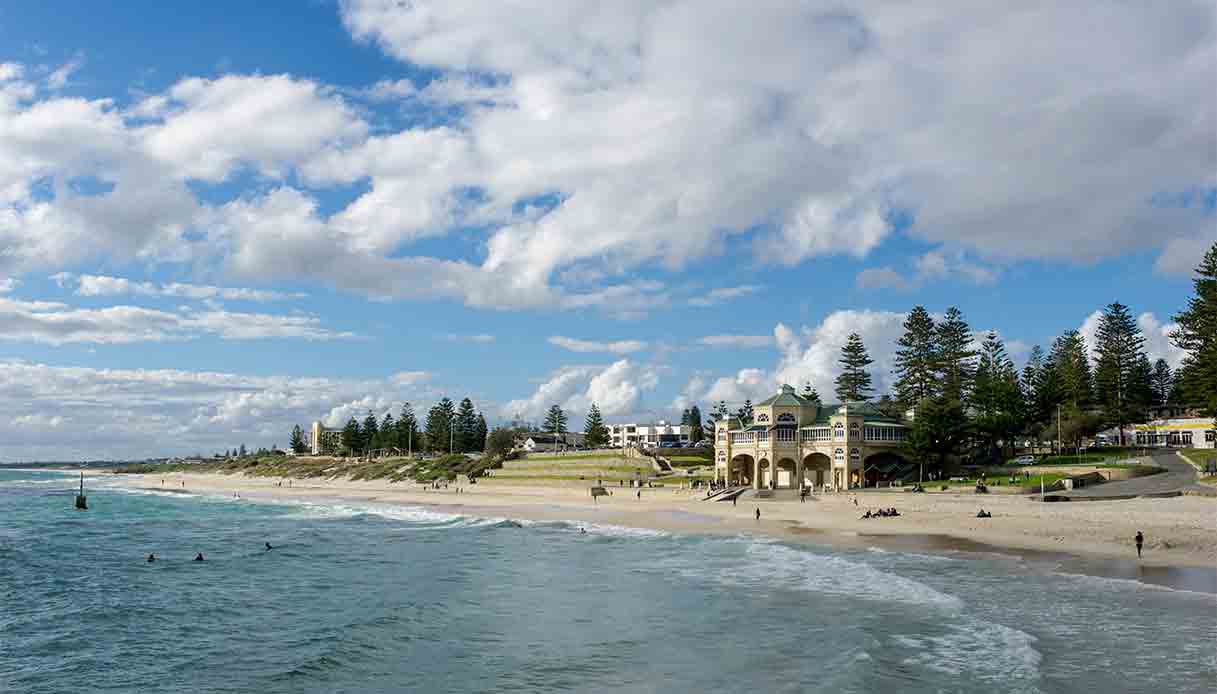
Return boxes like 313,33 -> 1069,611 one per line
714,385 -> 910,490
308,421 -> 342,455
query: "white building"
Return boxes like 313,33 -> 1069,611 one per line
1127,417 -> 1216,449
607,421 -> 693,448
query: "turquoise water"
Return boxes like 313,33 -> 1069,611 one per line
2,469 -> 1214,694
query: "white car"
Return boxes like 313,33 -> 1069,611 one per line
1012,455 -> 1037,465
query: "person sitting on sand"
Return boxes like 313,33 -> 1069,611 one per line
976,509 -> 988,518
194,553 -> 205,561
862,510 -> 872,519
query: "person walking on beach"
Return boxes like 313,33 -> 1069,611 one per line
636,489 -> 641,500
755,508 -> 761,521
1135,531 -> 1144,558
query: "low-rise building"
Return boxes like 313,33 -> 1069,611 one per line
714,385 -> 911,490
1127,417 -> 1216,449
607,421 -> 691,448
519,432 -> 587,452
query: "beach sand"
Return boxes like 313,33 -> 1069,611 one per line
108,471 -> 1217,590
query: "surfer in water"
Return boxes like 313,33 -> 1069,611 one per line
146,553 -> 156,563
265,542 -> 274,551
194,552 -> 205,562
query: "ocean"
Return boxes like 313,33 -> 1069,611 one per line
2,469 -> 1214,694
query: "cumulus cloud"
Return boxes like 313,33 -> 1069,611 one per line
503,359 -> 660,421
0,296 -> 354,345
0,278 -> 18,293
548,336 -> 647,354
0,360 -> 436,460
1,2 -> 1210,310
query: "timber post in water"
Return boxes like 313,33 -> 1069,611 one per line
74,471 -> 88,511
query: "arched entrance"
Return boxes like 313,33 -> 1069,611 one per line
775,458 -> 797,489
757,459 -> 771,489
728,454 -> 754,486
863,451 -> 913,487
802,452 -> 831,488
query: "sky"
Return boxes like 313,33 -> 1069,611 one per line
0,1 -> 1213,461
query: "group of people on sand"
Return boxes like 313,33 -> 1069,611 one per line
145,542 -> 273,564
975,508 -> 993,518
861,507 -> 900,519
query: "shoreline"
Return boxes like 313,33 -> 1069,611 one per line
75,469 -> 1217,593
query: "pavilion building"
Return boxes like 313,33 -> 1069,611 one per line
714,385 -> 911,490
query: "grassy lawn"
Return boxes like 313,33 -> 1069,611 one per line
665,455 -> 712,467
941,472 -> 1071,491
1013,449 -> 1145,467
521,452 -> 628,462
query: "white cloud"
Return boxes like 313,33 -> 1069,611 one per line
548,336 -> 647,354
857,250 -> 998,291
503,359 -> 660,420
697,335 -> 774,349
1154,232 -> 1217,276
46,56 -> 83,90
688,285 -> 761,307
0,278 -> 18,293
0,359 -> 436,460
441,333 -> 496,344
0,296 -> 353,345
855,267 -> 912,291
54,273 -> 303,302
0,2 -> 1212,312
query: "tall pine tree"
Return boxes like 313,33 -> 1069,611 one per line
289,424 -> 306,454
800,382 -> 822,406
972,332 -> 1024,461
474,413 -> 488,452
362,410 -> 379,451
396,402 -> 420,454
687,404 -> 704,443
736,399 -> 754,425
892,306 -> 939,408
935,307 -> 975,404
1150,358 -> 1174,407
584,403 -> 609,447
834,332 -> 874,402
425,398 -> 456,452
454,398 -> 479,453
543,405 -> 568,434
341,417 -> 360,454
1093,302 -> 1147,445
380,412 -> 396,449
1170,242 -> 1217,420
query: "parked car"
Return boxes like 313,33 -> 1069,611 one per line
1011,455 -> 1037,465
694,440 -> 712,448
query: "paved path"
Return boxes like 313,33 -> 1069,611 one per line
1052,451 -> 1200,499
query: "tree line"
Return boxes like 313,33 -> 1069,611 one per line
289,398 -> 488,457
701,241 -> 1216,467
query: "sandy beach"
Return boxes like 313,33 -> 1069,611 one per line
107,470 -> 1217,584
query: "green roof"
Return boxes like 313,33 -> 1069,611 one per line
756,384 -> 814,408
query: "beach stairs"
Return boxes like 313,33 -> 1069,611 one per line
711,486 -> 750,503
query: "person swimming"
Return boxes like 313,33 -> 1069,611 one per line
194,552 -> 204,561
146,553 -> 156,563
579,527 -> 586,535
265,542 -> 273,551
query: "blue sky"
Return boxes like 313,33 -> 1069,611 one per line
0,1 -> 1213,460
